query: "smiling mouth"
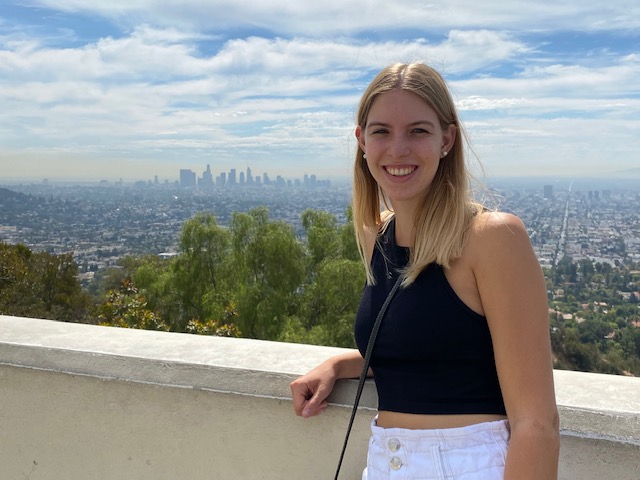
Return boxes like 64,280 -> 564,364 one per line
385,166 -> 416,177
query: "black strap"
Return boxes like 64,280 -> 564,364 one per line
334,275 -> 402,480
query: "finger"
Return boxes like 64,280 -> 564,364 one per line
290,382 -> 312,416
303,387 -> 330,417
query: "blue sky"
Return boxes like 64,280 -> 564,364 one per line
1,1 -> 639,183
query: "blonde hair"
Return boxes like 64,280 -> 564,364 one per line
353,62 -> 482,286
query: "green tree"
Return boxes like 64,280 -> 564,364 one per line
171,212 -> 230,330
132,255 -> 179,324
0,242 -> 91,322
32,252 -> 87,321
302,209 -> 341,270
97,279 -> 168,331
236,218 -> 307,339
295,258 -> 365,347
229,207 -> 270,286
227,208 -> 308,339
339,206 -> 361,262
0,243 -> 32,315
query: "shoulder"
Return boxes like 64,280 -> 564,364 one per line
468,211 -> 528,248
466,211 -> 533,269
470,210 -> 526,234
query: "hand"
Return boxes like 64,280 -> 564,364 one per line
290,361 -> 337,418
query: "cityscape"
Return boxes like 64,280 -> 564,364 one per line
1,174 -> 639,284
0,165 -> 346,286
2,173 -> 640,377
85,164 -> 333,191
178,164 -> 332,190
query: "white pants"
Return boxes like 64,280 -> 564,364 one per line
362,418 -> 510,480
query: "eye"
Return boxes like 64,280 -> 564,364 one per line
412,128 -> 429,134
371,128 -> 388,135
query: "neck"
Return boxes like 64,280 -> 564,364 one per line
391,208 -> 415,248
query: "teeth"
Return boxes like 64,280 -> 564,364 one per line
386,166 -> 415,177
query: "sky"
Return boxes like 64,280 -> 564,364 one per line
0,1 -> 639,183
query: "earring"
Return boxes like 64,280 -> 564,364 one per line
441,150 -> 448,158
363,153 -> 367,159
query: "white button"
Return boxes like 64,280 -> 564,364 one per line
389,456 -> 403,470
387,438 -> 401,452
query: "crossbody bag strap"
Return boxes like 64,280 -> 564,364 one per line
333,275 -> 403,480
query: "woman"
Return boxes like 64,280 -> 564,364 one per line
290,63 -> 559,479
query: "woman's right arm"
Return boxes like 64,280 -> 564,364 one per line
290,351 -> 365,418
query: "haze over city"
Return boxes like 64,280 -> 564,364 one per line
1,1 -> 639,183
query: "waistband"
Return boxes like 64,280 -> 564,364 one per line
371,417 -> 510,449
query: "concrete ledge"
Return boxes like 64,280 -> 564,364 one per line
1,315 -> 639,479
554,369 -> 640,446
0,314 -> 377,408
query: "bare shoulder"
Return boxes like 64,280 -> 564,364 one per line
466,211 -> 533,266
468,211 -> 528,245
471,210 -> 526,233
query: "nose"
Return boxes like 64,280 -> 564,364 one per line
388,133 -> 410,158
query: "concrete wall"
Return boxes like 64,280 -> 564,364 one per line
1,315 -> 639,480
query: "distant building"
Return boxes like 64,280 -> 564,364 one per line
544,185 -> 553,198
199,164 -> 214,191
178,163 -> 330,190
216,172 -> 226,187
180,169 -> 197,188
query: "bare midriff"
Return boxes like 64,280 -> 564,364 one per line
376,411 -> 508,430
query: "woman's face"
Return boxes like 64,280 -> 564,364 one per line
356,89 -> 455,211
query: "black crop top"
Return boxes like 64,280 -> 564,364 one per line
354,219 -> 506,415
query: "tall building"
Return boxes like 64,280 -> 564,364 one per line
246,167 -> 253,185
180,169 -> 197,188
199,164 -> 214,190
228,169 -> 237,186
216,172 -> 226,187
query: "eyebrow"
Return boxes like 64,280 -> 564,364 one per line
366,120 -> 437,129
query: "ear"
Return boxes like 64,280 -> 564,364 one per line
355,125 -> 366,152
441,124 -> 457,153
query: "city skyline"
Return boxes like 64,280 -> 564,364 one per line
177,164 -> 331,189
1,1 -> 639,182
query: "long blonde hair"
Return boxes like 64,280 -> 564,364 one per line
353,62 -> 481,286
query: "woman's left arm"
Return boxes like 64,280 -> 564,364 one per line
472,212 -> 559,480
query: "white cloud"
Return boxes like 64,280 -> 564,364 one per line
1,1 -> 638,180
